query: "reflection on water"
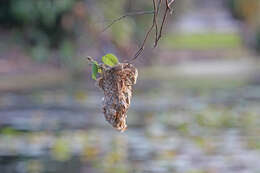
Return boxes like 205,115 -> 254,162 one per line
0,82 -> 260,173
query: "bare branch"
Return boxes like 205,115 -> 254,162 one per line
156,1 -> 168,43
85,56 -> 95,64
102,10 -> 154,33
99,0 -> 176,62
154,0 -> 175,47
129,0 -> 157,62
154,0 -> 162,46
156,0 -> 162,16
168,0 -> 175,12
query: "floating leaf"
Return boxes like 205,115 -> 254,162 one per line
102,53 -> 119,67
52,138 -> 71,161
92,63 -> 98,80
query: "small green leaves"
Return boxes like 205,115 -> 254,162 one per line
102,53 -> 119,67
92,62 -> 98,80
98,67 -> 102,73
89,54 -> 119,80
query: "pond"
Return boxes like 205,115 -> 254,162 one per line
0,75 -> 260,173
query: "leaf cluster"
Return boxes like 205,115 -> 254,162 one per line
91,53 -> 119,80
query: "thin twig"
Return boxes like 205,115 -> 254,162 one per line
102,10 -> 155,33
154,0 -> 175,47
85,56 -> 95,64
168,0 -> 175,13
156,0 -> 162,16
157,3 -> 168,40
98,0 -> 176,62
129,0 -> 157,62
154,0 -> 162,47
83,56 -> 106,70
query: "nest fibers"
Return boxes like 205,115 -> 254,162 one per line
97,63 -> 138,132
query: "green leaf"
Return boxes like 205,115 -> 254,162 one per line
92,63 -> 98,80
98,67 -> 102,73
102,53 -> 119,67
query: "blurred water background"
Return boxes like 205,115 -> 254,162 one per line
0,0 -> 260,173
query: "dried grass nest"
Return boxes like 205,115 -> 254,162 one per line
97,63 -> 138,132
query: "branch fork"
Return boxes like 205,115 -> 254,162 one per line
130,0 -> 176,62
101,0 -> 176,62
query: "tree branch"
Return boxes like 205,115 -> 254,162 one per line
154,0 -> 162,46
100,0 -> 176,62
102,10 -> 155,33
154,0 -> 175,48
129,0 -> 157,62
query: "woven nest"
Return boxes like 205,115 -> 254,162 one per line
97,63 -> 138,132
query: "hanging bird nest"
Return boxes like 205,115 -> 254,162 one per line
97,63 -> 138,132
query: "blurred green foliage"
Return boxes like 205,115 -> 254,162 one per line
2,0 -> 259,67
0,0 -> 153,68
0,0 -> 78,67
162,33 -> 242,50
0,0 -> 76,46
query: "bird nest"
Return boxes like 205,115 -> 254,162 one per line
97,63 -> 138,132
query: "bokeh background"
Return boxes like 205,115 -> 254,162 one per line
0,0 -> 260,173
